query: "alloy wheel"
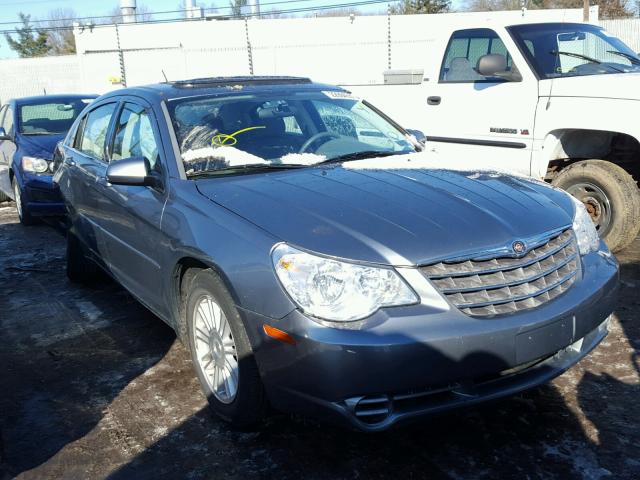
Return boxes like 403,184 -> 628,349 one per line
192,295 -> 239,404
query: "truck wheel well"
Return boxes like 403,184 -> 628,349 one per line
545,129 -> 640,185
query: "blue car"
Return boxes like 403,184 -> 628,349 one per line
54,77 -> 618,431
0,94 -> 96,224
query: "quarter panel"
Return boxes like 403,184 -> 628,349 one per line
159,180 -> 297,321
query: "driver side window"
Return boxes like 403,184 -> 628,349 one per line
440,29 -> 513,83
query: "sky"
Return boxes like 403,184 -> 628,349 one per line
1,0 -> 463,59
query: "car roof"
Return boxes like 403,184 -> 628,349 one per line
98,76 -> 347,103
10,94 -> 98,106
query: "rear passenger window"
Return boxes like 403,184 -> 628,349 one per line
111,102 -> 160,171
440,29 -> 514,83
80,103 -> 116,160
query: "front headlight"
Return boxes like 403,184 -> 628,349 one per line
570,195 -> 600,255
22,156 -> 50,173
272,244 -> 418,322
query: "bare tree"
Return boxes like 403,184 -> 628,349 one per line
45,8 -> 76,55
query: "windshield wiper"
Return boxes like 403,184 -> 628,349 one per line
318,150 -> 403,165
188,162 -> 308,178
550,50 -> 624,73
606,50 -> 640,65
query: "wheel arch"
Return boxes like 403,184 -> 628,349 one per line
541,128 -> 640,183
170,255 -> 240,345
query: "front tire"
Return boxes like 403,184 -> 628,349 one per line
552,160 -> 640,252
12,178 -> 36,225
185,269 -> 267,428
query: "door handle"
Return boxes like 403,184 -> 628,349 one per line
427,96 -> 441,106
65,158 -> 76,167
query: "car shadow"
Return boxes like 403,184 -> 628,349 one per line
1,215 -> 637,479
0,218 -> 175,479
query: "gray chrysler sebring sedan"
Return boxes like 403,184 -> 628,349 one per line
53,77 -> 618,431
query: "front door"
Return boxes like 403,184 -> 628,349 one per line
423,28 -> 539,176
97,100 -> 169,318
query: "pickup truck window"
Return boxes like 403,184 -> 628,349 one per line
440,28 -> 513,83
508,22 -> 640,79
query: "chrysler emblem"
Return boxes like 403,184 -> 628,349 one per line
512,241 -> 526,255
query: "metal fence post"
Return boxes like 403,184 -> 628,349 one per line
387,4 -> 392,71
244,18 -> 254,76
115,23 -> 127,87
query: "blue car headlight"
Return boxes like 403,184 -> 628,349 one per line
570,195 -> 600,255
22,156 -> 50,173
272,244 -> 418,322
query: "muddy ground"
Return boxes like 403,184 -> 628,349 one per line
0,202 -> 638,480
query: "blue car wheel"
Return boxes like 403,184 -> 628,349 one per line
12,178 -> 36,226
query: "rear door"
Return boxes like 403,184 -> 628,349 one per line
97,99 -> 169,317
423,28 -> 538,176
66,101 -> 119,258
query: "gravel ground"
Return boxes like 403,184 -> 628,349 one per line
0,202 -> 638,480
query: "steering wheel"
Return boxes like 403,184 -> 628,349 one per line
299,132 -> 340,153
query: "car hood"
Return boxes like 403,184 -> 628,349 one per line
17,133 -> 65,160
542,72 -> 640,101
195,158 -> 574,266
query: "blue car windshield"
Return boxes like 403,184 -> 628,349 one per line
508,23 -> 640,79
167,90 -> 416,177
18,99 -> 94,135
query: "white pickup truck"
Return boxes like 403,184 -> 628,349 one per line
351,19 -> 640,252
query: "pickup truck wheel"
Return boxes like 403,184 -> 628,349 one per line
12,178 -> 37,226
66,230 -> 101,283
185,269 -> 267,428
552,160 -> 640,252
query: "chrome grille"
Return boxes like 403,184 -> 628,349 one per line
422,229 -> 580,317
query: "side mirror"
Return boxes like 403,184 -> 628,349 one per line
106,157 -> 160,188
477,54 -> 522,82
0,126 -> 12,142
406,128 -> 427,146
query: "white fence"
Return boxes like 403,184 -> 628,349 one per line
0,8 -> 617,103
600,18 -> 640,52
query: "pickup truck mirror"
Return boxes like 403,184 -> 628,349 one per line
406,129 -> 427,146
477,54 -> 522,82
106,156 -> 161,188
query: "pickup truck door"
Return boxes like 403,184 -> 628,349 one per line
423,28 -> 538,177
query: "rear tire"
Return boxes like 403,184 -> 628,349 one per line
184,268 -> 267,428
12,178 -> 37,226
66,230 -> 100,283
552,160 -> 640,253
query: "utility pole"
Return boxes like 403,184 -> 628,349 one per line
583,0 -> 589,21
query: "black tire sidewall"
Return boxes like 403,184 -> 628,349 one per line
553,160 -> 640,252
12,178 -> 35,226
185,269 -> 265,425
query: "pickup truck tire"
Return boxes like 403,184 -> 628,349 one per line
185,268 -> 267,429
552,160 -> 640,252
66,230 -> 101,283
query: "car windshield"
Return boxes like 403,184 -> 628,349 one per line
508,22 -> 640,79
18,98 -> 94,135
167,89 -> 416,177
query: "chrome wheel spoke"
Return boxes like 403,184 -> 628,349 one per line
192,294 -> 239,404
